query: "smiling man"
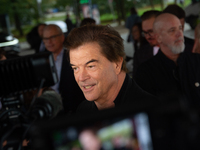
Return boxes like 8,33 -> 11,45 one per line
65,24 -> 157,113
136,13 -> 200,107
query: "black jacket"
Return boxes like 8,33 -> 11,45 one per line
136,50 -> 200,108
76,74 -> 158,114
132,43 -> 154,79
59,50 -> 85,114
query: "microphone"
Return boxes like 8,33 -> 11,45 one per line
29,90 -> 63,120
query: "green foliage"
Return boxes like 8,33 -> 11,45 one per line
92,0 -> 112,14
0,0 -> 195,42
54,0 -> 73,11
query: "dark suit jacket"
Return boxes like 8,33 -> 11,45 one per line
184,36 -> 194,51
59,50 -> 85,114
136,50 -> 200,108
76,74 -> 158,114
132,36 -> 193,79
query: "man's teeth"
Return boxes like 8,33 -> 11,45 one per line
85,85 -> 92,89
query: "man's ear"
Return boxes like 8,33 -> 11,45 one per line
155,33 -> 162,44
115,57 -> 123,74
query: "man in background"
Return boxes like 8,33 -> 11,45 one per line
136,13 -> 200,108
132,10 -> 160,78
0,48 -> 6,60
42,24 -> 85,114
26,23 -> 46,53
163,4 -> 194,51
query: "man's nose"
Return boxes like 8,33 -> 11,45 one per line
176,29 -> 183,37
43,38 -> 53,43
77,68 -> 89,82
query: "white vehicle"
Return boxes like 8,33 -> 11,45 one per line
0,33 -> 20,53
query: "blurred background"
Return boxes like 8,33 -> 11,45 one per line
0,0 -> 199,56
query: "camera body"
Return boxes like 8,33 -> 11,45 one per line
0,52 -> 58,149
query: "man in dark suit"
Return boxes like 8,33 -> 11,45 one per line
65,24 -> 158,113
163,4 -> 194,51
136,13 -> 200,108
42,24 -> 85,114
132,10 -> 160,79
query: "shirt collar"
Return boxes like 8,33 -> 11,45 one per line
55,48 -> 64,61
114,74 -> 130,105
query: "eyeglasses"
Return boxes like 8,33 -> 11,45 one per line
142,30 -> 154,37
43,33 -> 62,42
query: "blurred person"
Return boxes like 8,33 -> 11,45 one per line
26,23 -> 46,53
141,10 -> 160,47
80,18 -> 96,27
125,7 -> 141,43
42,24 -> 85,114
0,48 -> 6,110
65,24 -> 157,113
193,23 -> 200,53
65,13 -> 74,31
163,4 -> 194,51
136,13 -> 200,107
75,16 -> 82,28
79,128 -> 103,150
0,48 -> 6,60
132,10 -> 160,79
38,23 -> 47,52
38,23 -> 46,38
131,22 -> 148,78
132,22 -> 148,52
65,13 -> 75,35
180,0 -> 184,6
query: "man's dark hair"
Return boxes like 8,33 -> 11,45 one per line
130,7 -> 137,15
80,18 -> 96,27
163,4 -> 186,19
141,10 -> 161,21
65,24 -> 128,72
132,22 -> 142,34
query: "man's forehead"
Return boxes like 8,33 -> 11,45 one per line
165,19 -> 182,30
70,43 -> 103,61
142,17 -> 155,30
43,26 -> 60,35
43,29 -> 57,35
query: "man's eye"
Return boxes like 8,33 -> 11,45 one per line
88,65 -> 94,68
149,30 -> 153,34
169,29 -> 175,33
72,67 -> 78,71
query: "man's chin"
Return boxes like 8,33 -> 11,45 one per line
171,45 -> 185,54
149,43 -> 157,47
84,95 -> 96,102
148,41 -> 157,47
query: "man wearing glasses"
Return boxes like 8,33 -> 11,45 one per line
136,13 -> 200,107
132,10 -> 160,79
42,24 -> 85,114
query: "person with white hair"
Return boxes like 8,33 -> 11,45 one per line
42,24 -> 85,114
136,13 -> 200,108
